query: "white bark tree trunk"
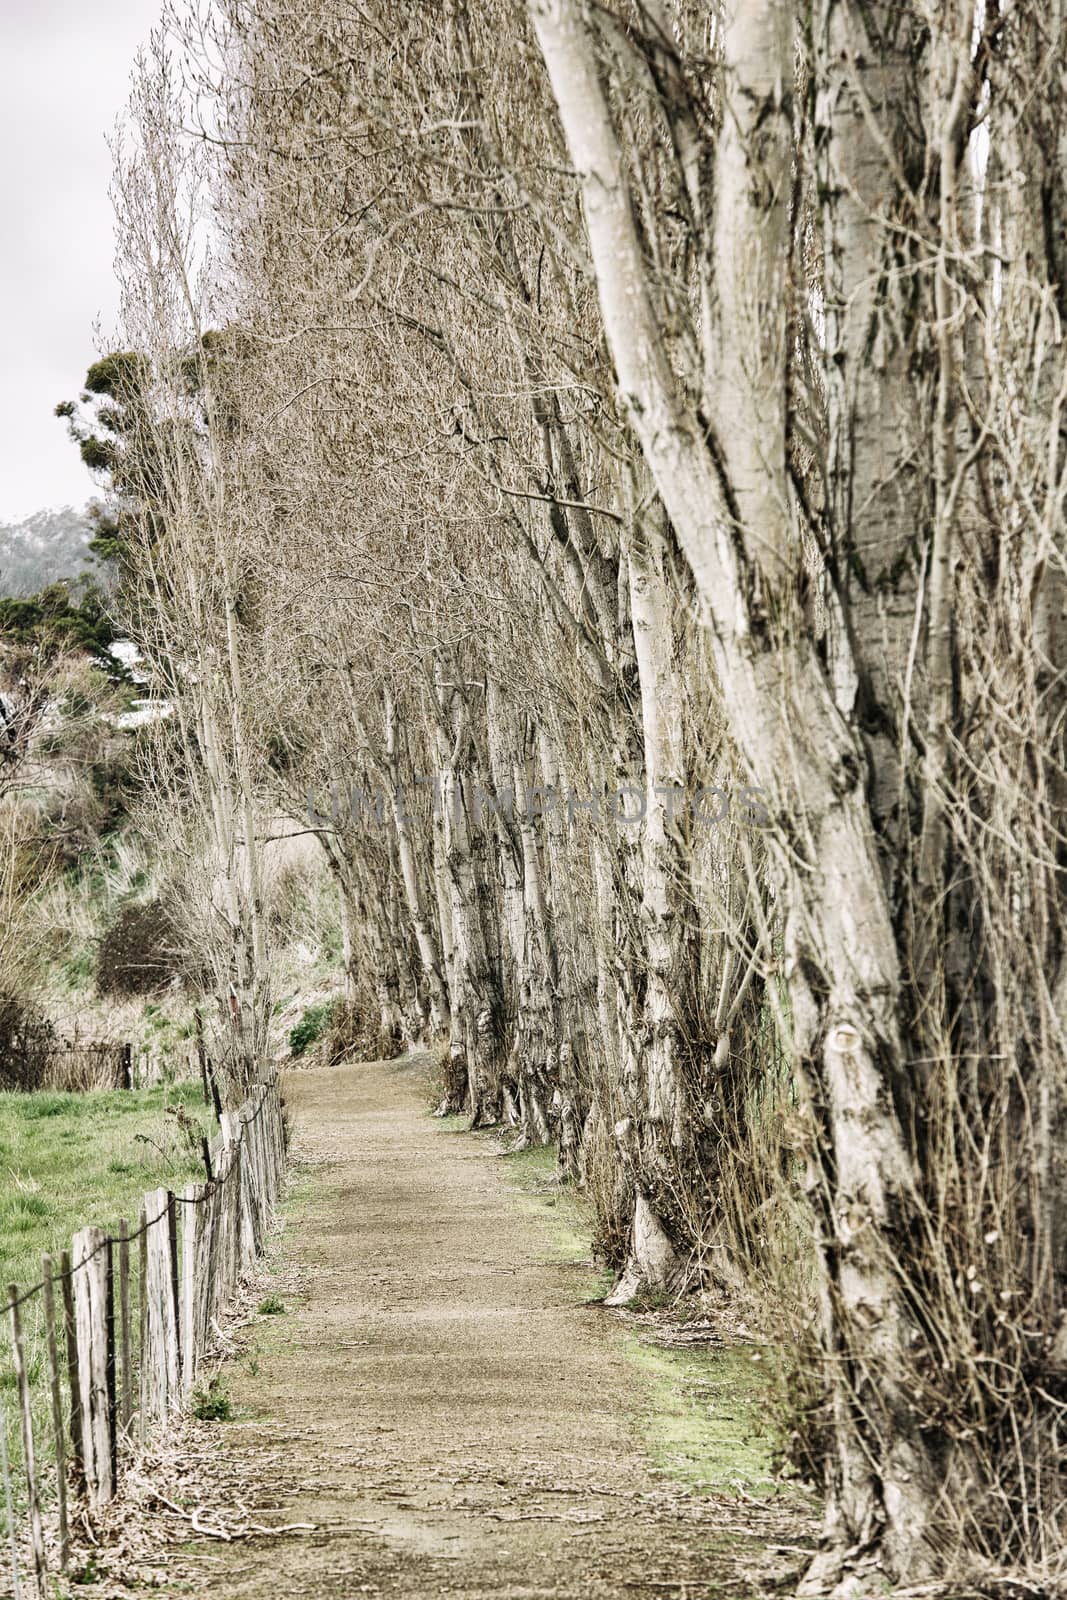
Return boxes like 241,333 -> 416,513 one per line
605,507 -> 690,1302
529,0 -> 941,1578
435,667 -> 506,1126
384,689 -> 451,1037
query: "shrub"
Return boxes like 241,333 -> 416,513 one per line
191,1376 -> 232,1422
95,899 -> 185,996
0,993 -> 57,1092
288,1000 -> 335,1058
324,997 -> 381,1065
289,994 -> 393,1063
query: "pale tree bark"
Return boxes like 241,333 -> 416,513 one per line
512,727 -> 560,1147
384,688 -> 451,1038
529,0 -> 942,1580
485,677 -> 560,1144
606,503 -> 690,1303
535,731 -> 597,1178
434,663 -> 507,1125
320,830 -> 403,1055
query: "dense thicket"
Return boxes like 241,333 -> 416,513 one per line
102,2 -> 1067,1592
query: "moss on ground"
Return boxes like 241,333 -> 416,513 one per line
490,1132 -> 783,1498
624,1334 -> 777,1493
435,1111 -> 469,1134
230,1162 -> 315,1417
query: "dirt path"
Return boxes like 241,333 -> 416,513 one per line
167,1056 -> 791,1599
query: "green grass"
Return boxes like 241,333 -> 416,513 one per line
0,1080 -> 216,1512
0,1080 -> 214,1290
59,944 -> 96,990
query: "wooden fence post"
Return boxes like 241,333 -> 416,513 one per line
0,1383 -> 22,1600
270,1075 -> 285,1194
72,1228 -> 114,1507
195,1011 -> 210,1106
59,1249 -> 83,1492
7,1286 -> 46,1594
138,1207 -> 148,1443
140,1190 -> 180,1428
205,1057 -> 223,1122
167,1194 -> 181,1380
243,1101 -> 264,1253
179,1186 -> 203,1395
270,1078 -> 283,1199
104,1236 -> 116,1484
41,1258 -> 70,1572
117,1220 -> 133,1434
207,1151 -> 226,1317
195,1175 -> 219,1360
260,1086 -> 275,1213
228,1143 -> 244,1288
220,1113 -> 249,1280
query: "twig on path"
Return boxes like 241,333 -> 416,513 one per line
138,1479 -> 315,1543
137,1485 -> 187,1519
243,1521 -> 318,1537
190,1510 -> 231,1541
485,1509 -> 605,1523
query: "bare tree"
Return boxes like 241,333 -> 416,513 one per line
102,0 -> 1067,1587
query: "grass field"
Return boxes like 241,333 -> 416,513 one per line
0,1080 -> 216,1509
0,1081 -> 214,1289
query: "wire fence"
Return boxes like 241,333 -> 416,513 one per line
39,1042 -> 134,1094
0,1064 -> 285,1597
0,1039 -> 134,1096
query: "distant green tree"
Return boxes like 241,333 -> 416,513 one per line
0,580 -> 124,677
55,336 -> 241,573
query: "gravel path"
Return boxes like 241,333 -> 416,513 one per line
166,1055 -> 790,1599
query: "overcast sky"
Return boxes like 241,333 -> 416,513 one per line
1,0 -> 161,524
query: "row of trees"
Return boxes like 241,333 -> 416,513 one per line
96,1 -> 1066,1591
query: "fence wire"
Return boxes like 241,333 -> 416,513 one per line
0,1066 -> 285,1599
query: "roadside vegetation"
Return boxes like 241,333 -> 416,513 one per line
0,1079 -> 215,1501
0,1080 -> 213,1286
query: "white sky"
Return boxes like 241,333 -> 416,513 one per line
1,0 -> 162,523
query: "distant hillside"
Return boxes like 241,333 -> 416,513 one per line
0,506 -> 103,598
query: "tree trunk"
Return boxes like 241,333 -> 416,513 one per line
605,507 -> 690,1303
435,666 -> 506,1126
530,0 -> 942,1579
384,689 -> 452,1037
